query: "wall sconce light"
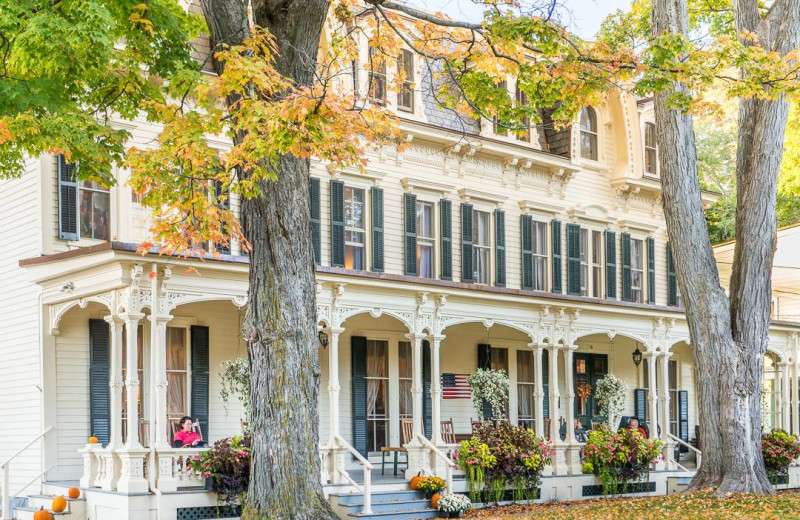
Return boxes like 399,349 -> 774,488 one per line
632,344 -> 643,367
318,330 -> 329,349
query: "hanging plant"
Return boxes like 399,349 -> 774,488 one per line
594,374 -> 629,428
220,358 -> 251,424
467,368 -> 509,420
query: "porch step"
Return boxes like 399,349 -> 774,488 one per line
667,475 -> 694,495
329,490 -> 438,519
14,495 -> 86,520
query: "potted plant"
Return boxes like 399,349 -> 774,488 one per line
417,476 -> 446,499
762,429 -> 800,485
189,435 -> 251,504
436,494 -> 472,518
581,426 -> 663,495
454,438 -> 496,503
466,369 -> 509,420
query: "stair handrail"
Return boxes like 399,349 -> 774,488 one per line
666,433 -> 702,469
333,434 -> 373,515
416,433 -> 455,495
1,427 -> 53,520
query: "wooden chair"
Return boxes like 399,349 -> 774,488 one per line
544,417 -> 552,440
590,421 -> 604,431
440,419 -> 457,445
471,419 -> 489,434
171,417 -> 204,448
380,419 -> 413,476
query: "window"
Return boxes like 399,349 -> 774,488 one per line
492,81 -> 508,136
365,340 -> 389,452
491,348 -> 509,417
591,230 -> 603,298
166,327 -> 188,426
532,221 -> 548,291
580,107 -> 598,160
580,229 -> 589,296
368,47 -> 386,105
416,201 -> 435,278
397,50 -> 414,112
676,281 -> 684,308
398,342 -> 413,421
344,186 -> 366,270
515,87 -> 530,142
631,238 -> 644,303
645,122 -> 658,175
211,180 -> 231,255
473,210 -> 491,284
517,350 -> 535,430
80,180 -> 110,240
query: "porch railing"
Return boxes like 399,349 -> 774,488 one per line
1,427 -> 53,520
417,433 -> 455,495
155,447 -> 209,491
667,433 -> 702,472
333,434 -> 372,515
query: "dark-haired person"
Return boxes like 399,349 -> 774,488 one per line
173,416 -> 205,447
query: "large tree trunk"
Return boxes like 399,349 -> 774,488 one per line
200,1 -> 337,518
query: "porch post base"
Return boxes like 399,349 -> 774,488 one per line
404,443 -> 431,480
427,444 -> 453,479
98,450 -> 120,491
79,444 -> 100,488
329,446 -> 347,485
565,445 -> 583,475
116,449 -> 150,494
550,444 -> 568,476
662,439 -> 676,470
156,452 -> 179,493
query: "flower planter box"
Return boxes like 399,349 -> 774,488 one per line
581,481 -> 656,497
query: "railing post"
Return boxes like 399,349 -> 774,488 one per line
362,466 -> 372,515
3,464 -> 10,520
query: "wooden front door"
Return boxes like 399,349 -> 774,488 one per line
574,353 -> 608,429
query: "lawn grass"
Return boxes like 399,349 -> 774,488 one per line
465,490 -> 800,519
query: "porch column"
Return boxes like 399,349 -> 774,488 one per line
405,332 -> 430,478
430,335 -> 445,445
645,352 -> 659,441
531,343 -> 545,439
793,360 -> 799,436
658,352 -> 674,469
546,344 -> 565,475
105,315 -> 124,450
152,315 -> 173,449
563,345 -> 581,474
780,362 -> 791,432
325,326 -> 345,484
775,361 -> 783,430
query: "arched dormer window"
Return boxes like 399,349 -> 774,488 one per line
580,107 -> 598,160
644,122 -> 657,175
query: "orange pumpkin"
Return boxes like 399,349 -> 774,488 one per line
33,508 -> 53,520
409,475 -> 425,490
431,493 -> 444,509
51,496 -> 67,513
68,487 -> 80,499
88,436 -> 99,444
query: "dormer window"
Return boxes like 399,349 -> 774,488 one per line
515,87 -> 530,142
397,50 -> 414,112
580,107 -> 598,160
367,47 -> 386,105
644,122 -> 658,175
492,81 -> 508,136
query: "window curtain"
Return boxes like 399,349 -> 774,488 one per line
366,342 -> 387,417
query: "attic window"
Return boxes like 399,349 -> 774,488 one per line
580,107 -> 598,161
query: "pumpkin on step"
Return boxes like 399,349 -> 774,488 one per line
68,487 -> 80,499
88,436 -> 99,444
409,475 -> 425,490
431,493 -> 443,509
33,508 -> 53,520
51,496 -> 67,513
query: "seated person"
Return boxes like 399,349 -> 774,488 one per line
559,419 -> 588,442
627,417 -> 648,438
173,416 -> 206,448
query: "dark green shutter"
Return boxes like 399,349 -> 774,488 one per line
605,230 -> 617,299
647,237 -> 655,304
667,242 -> 677,307
191,326 -> 210,438
461,204 -> 474,282
621,232 -> 632,302
371,187 -> 384,272
309,177 -> 321,264
542,348 -> 550,419
679,390 -> 689,452
89,319 -> 110,446
551,219 -> 562,293
477,344 -> 491,419
494,209 -> 506,287
521,215 -> 533,290
423,340 -> 432,439
404,192 -> 417,276
440,199 -> 452,280
566,223 -> 581,295
330,180 -> 345,267
634,388 -> 647,423
351,336 -> 368,457
58,155 -> 79,240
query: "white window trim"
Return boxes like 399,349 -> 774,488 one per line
577,106 -> 602,165
643,122 -> 659,178
471,204 -> 495,285
630,236 -> 645,304
415,198 -> 438,279
531,219 -> 550,292
343,184 -> 370,271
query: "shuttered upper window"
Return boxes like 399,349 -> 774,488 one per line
631,238 -> 644,303
416,200 -> 435,278
472,210 -> 491,284
57,154 -> 110,241
344,186 -> 367,270
531,221 -> 548,291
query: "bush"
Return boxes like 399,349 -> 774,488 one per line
581,426 -> 663,495
189,436 -> 250,504
436,494 -> 472,515
762,429 -> 800,484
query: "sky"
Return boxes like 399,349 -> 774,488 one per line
416,0 -> 634,39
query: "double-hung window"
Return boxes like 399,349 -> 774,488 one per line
57,154 -> 110,241
79,181 -> 111,240
492,81 -> 508,136
515,87 -> 530,142
580,107 -> 598,161
532,220 -> 548,291
397,50 -> 414,112
368,47 -> 387,105
416,200 -> 435,278
591,230 -> 603,298
645,122 -> 658,175
166,327 -> 189,426
517,350 -> 535,429
631,238 -> 644,303
473,210 -> 491,284
580,229 -> 589,296
344,186 -> 366,270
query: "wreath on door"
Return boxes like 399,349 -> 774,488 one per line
577,381 -> 593,414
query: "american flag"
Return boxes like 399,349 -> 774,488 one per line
442,373 -> 471,399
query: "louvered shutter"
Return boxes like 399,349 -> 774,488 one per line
89,319 -> 110,446
477,344 -> 492,419
403,193 -> 417,275
461,204 -> 474,282
440,199 -> 452,280
679,390 -> 689,452
605,230 -> 617,299
330,180 -> 345,267
371,187 -> 384,271
351,336 -> 368,457
521,215 -> 533,290
566,223 -> 581,295
647,237 -> 656,304
494,209 -> 506,287
551,219 -> 562,293
621,232 -> 632,302
422,340 -> 432,439
667,242 -> 677,307
309,177 -> 321,264
634,388 -> 647,423
191,326 -> 210,438
58,155 -> 79,240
